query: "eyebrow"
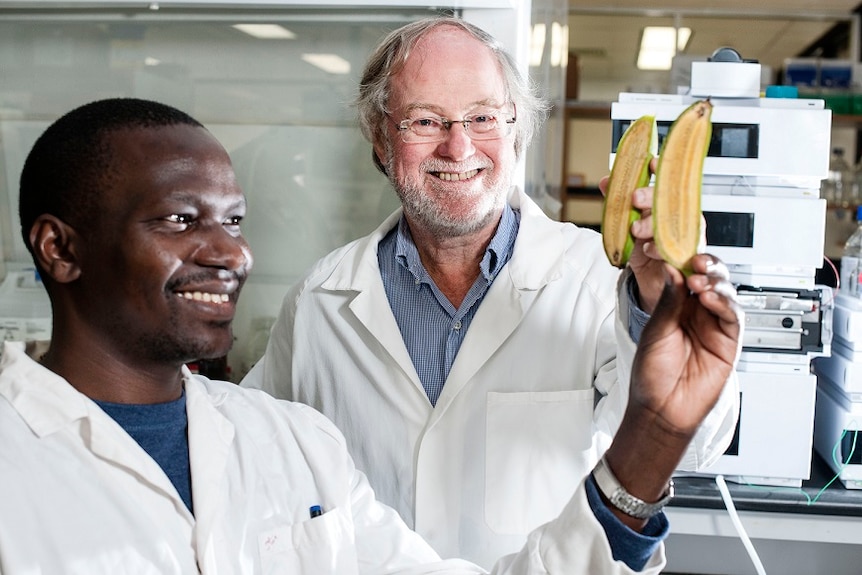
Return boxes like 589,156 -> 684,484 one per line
164,191 -> 247,211
401,98 -> 506,116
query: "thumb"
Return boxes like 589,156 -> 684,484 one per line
641,264 -> 686,340
598,175 -> 609,197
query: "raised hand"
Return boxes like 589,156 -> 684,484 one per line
599,254 -> 742,531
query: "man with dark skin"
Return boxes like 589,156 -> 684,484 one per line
0,97 -> 741,574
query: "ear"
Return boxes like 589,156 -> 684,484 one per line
29,215 -> 82,284
372,139 -> 389,176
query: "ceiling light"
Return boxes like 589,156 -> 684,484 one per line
232,24 -> 296,40
301,53 -> 351,75
637,26 -> 691,71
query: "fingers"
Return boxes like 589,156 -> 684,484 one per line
687,254 -> 732,295
648,254 -> 740,324
689,253 -> 730,281
598,175 -> 609,197
629,187 -> 653,241
645,263 -> 686,326
686,254 -> 742,327
631,186 -> 653,211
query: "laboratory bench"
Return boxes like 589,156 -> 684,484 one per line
662,451 -> 862,574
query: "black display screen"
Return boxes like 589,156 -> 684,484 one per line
841,429 -> 862,464
722,392 -> 743,457
612,120 -> 760,159
703,211 -> 755,248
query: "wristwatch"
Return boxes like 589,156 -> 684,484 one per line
592,456 -> 674,519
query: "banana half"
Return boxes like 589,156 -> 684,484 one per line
653,99 -> 713,274
601,115 -> 658,268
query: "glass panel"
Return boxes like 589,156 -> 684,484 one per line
0,10 -> 443,284
0,6 -> 545,379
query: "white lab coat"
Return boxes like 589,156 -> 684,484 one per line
243,188 -> 739,567
0,340 -> 672,575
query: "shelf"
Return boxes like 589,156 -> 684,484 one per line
565,100 -> 862,127
832,114 -> 862,128
564,100 -> 611,120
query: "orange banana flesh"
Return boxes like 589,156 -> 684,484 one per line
653,100 -> 713,274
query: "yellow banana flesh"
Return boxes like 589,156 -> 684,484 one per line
601,115 -> 657,268
653,99 -> 713,274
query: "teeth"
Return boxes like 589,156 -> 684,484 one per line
435,169 -> 479,181
178,291 -> 230,303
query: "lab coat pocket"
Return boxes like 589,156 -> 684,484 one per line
257,505 -> 359,575
484,389 -> 594,535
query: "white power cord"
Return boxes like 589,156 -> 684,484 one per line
714,474 -> 768,575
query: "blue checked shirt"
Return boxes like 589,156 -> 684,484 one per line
378,205 -> 520,407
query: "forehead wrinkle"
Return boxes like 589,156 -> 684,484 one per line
145,153 -> 237,187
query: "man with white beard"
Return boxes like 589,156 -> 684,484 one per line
243,16 -> 741,571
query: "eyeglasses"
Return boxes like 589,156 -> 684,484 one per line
391,108 -> 517,143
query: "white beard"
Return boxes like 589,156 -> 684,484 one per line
384,141 -> 511,238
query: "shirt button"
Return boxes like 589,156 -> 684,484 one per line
453,321 -> 462,330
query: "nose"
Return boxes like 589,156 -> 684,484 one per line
436,121 -> 476,161
196,224 -> 253,275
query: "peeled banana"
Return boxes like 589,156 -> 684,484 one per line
653,99 -> 713,274
601,115 -> 658,268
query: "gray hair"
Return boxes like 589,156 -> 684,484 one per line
356,16 -> 549,174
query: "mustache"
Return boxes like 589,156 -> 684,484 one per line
166,269 -> 247,292
420,159 -> 490,173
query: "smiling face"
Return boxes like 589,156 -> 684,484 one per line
375,25 -> 517,238
73,124 -> 252,366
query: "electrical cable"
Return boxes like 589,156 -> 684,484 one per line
813,427 -> 859,502
717,434 -> 854,575
822,255 -> 839,292
715,474 -> 767,575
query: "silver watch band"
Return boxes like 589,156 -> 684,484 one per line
592,456 -> 674,519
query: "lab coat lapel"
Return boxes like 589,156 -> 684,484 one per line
2,345 -> 196,524
86,408 -> 193,517
350,287 -> 422,388
323,209 -> 427,397
434,189 -> 567,412
184,374 -> 235,570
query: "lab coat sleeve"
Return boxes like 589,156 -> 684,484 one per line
484,476 -> 667,575
595,267 -> 741,471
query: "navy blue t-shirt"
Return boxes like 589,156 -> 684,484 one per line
95,392 -> 193,514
